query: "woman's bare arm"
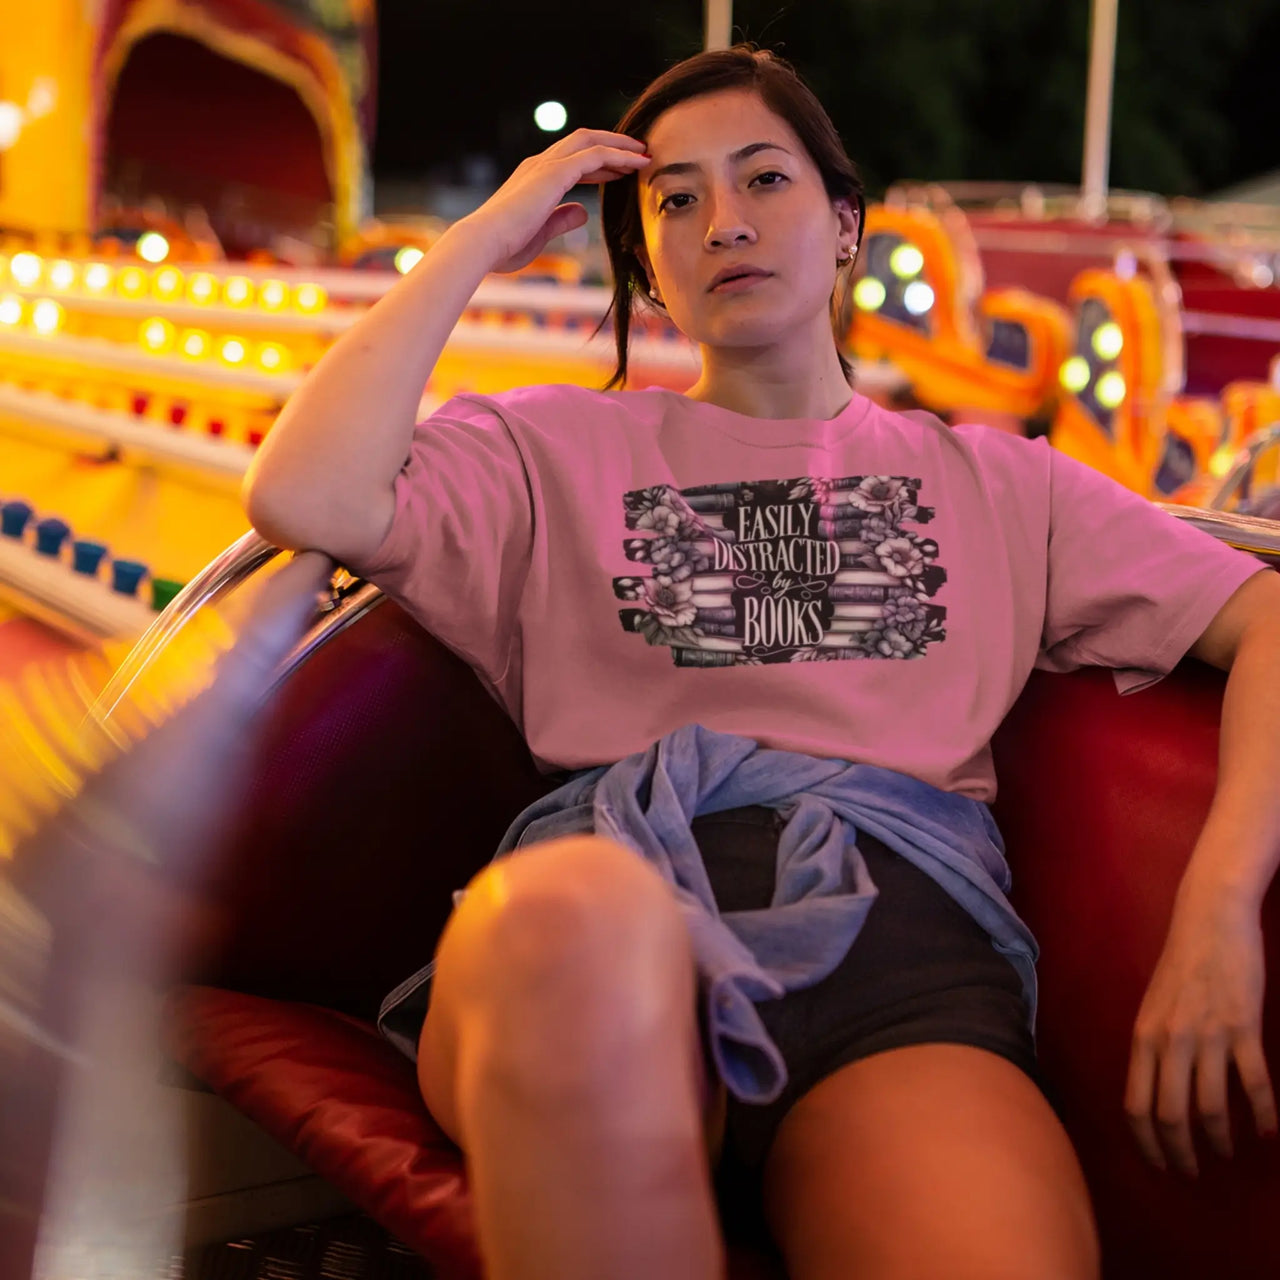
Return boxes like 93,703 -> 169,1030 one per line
242,218 -> 502,567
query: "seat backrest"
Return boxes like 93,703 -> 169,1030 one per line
190,599 -> 555,1019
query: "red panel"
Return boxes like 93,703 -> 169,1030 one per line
992,664 -> 1280,1279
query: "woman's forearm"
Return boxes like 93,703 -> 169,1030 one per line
1178,617 -> 1280,910
243,216 -> 501,565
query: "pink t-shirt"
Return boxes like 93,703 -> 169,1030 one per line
352,383 -> 1265,802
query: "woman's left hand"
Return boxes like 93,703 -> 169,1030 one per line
1125,887 -> 1278,1176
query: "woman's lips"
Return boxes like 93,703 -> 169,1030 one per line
710,272 -> 772,293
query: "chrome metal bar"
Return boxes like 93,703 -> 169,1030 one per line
89,531 -> 279,726
1206,422 -> 1280,511
268,582 -> 387,698
1159,502 -> 1280,563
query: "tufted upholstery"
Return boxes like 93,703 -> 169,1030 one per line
163,595 -> 1280,1278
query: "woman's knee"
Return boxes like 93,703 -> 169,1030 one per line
431,835 -> 695,1071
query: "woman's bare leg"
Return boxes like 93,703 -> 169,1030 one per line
417,835 -> 724,1280
761,1043 -> 1100,1280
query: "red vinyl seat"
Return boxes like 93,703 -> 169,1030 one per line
163,594 -> 1280,1279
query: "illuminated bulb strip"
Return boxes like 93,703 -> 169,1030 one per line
10,253 -> 41,288
854,277 -> 887,311
1060,356 -> 1091,394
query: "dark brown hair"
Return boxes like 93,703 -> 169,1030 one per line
594,43 -> 866,391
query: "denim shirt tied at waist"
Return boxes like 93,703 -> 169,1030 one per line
481,724 -> 1039,1106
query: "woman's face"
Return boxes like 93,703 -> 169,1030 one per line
634,88 -> 857,352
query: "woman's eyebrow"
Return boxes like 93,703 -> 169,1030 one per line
644,141 -> 792,186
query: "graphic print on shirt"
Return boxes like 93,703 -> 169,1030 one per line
613,476 -> 947,667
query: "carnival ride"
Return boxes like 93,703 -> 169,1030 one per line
3,2 -> 1280,1278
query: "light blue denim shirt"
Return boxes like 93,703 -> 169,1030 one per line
380,723 -> 1038,1105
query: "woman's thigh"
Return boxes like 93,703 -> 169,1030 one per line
415,833 -> 715,1149
761,1042 -> 1100,1280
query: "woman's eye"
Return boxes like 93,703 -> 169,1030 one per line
657,172 -> 789,214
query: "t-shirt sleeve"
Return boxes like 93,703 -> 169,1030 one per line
1034,444 -> 1268,694
345,394 -> 534,685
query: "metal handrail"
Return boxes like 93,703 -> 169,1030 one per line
1159,503 -> 1280,564
88,530 -> 279,726
1206,422 -> 1280,512
87,530 -> 390,736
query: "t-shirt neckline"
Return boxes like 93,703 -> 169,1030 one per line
640,385 -> 875,448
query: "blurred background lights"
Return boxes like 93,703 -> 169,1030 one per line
256,342 -> 287,371
0,295 -> 23,326
31,299 -> 64,335
1060,356 -> 1091,393
0,101 -> 22,151
294,282 -> 326,313
394,246 -> 424,275
11,252 -> 41,287
187,273 -> 216,304
223,276 -> 253,306
117,266 -> 147,298
25,77 -> 57,119
889,243 -> 925,279
1096,370 -> 1127,408
260,280 -> 288,310
140,318 -> 175,353
219,338 -> 247,365
136,232 -> 170,264
1091,321 -> 1124,360
853,276 -> 887,311
84,263 -> 112,292
1209,445 -> 1236,478
902,280 -> 935,315
48,260 -> 76,290
152,267 -> 183,300
534,100 -> 568,132
180,329 -> 210,359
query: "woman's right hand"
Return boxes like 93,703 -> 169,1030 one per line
460,129 -> 651,274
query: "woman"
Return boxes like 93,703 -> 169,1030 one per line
244,44 -> 1278,1280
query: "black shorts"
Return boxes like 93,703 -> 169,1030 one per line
690,805 -> 1042,1183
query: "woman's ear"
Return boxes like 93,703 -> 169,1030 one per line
834,196 -> 860,251
633,243 -> 655,291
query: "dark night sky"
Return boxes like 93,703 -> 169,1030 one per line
370,0 -> 1279,198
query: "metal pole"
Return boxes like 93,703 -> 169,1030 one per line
704,0 -> 732,51
1080,0 -> 1119,219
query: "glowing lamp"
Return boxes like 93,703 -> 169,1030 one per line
152,267 -> 184,300
137,233 -> 170,264
1059,356 -> 1091,393
140,318 -> 175,353
256,342 -> 288,372
1091,322 -> 1123,361
853,276 -> 887,311
889,243 -> 924,279
534,101 -> 568,132
49,261 -> 76,290
223,276 -> 254,307
10,252 -> 41,288
117,267 -> 147,298
259,280 -> 289,311
1095,371 -> 1126,409
294,283 -> 327,313
0,295 -> 24,326
31,299 -> 64,335
187,273 -> 217,304
219,338 -> 247,365
1209,445 -> 1236,479
395,247 -> 425,275
902,281 -> 935,316
84,264 -> 113,292
180,329 -> 211,359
